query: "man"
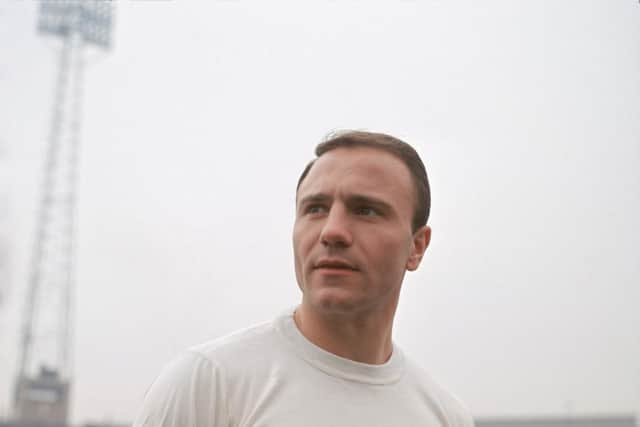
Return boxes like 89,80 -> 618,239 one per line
134,130 -> 473,427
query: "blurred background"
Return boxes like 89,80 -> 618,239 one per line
0,0 -> 639,426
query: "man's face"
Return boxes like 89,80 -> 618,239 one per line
293,147 -> 430,317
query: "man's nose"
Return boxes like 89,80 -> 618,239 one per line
320,206 -> 353,248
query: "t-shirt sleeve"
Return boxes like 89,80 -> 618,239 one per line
133,351 -> 229,427
457,405 -> 475,427
444,392 -> 475,427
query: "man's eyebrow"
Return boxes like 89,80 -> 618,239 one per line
298,193 -> 332,206
297,193 -> 394,214
347,195 -> 393,211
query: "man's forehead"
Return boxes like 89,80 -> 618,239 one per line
308,146 -> 407,176
297,147 -> 413,199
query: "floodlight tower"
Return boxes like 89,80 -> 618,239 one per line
14,1 -> 112,425
0,138 -> 8,309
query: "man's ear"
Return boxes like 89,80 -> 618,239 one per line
406,225 -> 431,271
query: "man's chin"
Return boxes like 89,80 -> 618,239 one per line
306,290 -> 365,315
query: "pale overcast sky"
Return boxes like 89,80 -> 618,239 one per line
0,1 -> 639,425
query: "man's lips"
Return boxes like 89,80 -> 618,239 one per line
314,258 -> 358,271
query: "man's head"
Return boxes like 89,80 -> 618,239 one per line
296,131 -> 431,233
293,131 -> 432,317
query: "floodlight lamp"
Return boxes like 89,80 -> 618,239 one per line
38,0 -> 113,50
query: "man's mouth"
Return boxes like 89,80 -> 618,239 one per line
314,259 -> 358,271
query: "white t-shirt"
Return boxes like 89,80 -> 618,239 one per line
134,309 -> 474,427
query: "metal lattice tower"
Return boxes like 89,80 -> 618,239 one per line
0,138 -> 8,309
14,1 -> 112,424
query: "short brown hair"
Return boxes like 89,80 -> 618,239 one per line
296,130 -> 430,232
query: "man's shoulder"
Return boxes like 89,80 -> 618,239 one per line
146,319 -> 280,390
133,317 -> 288,426
402,355 -> 475,427
189,318 -> 277,361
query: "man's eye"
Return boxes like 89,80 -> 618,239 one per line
305,205 -> 327,215
355,206 -> 378,216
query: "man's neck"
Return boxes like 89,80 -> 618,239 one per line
293,303 -> 396,365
